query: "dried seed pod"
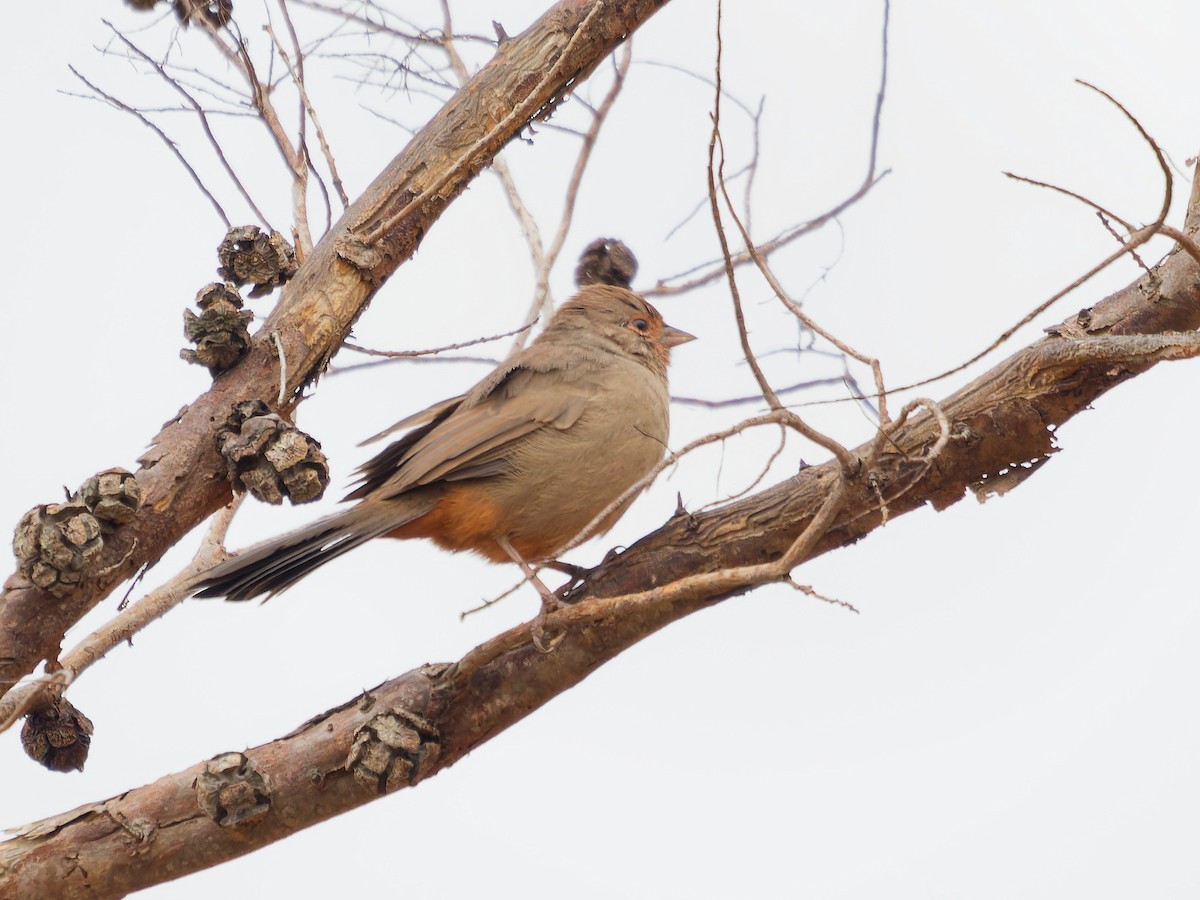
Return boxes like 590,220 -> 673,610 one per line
574,237 -> 638,289
22,697 -> 95,773
217,225 -> 297,298
13,501 -> 104,597
173,0 -> 233,27
78,468 -> 142,526
181,282 -> 254,375
124,0 -> 161,10
194,752 -> 271,828
217,400 -> 329,505
347,709 -> 440,794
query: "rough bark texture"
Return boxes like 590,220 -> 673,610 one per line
0,0 -> 670,706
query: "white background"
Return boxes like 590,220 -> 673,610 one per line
2,2 -> 1199,897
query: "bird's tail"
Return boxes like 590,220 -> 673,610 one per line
193,494 -> 437,602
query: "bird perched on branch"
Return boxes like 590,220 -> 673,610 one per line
195,285 -> 694,643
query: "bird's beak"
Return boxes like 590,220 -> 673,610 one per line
661,324 -> 697,348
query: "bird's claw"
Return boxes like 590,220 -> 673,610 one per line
531,598 -> 566,653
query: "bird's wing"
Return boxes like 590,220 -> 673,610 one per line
357,395 -> 465,447
348,362 -> 594,501
346,393 -> 464,500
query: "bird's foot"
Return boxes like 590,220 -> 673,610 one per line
530,595 -> 567,654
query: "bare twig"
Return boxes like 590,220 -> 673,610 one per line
271,5 -> 351,214
696,422 -> 788,512
1004,170 -> 1135,231
0,498 -> 244,736
103,21 -> 269,226
671,375 -> 848,408
788,579 -> 860,614
236,26 -> 312,243
524,43 -> 634,340
707,15 -> 779,411
439,1 -> 547,297
649,2 -> 891,300
1098,211 -> 1151,274
715,0 -> 891,461
342,318 -> 538,359
66,66 -> 231,228
795,78 -> 1176,412
707,6 -> 859,475
293,0 -> 496,48
1160,224 -> 1200,266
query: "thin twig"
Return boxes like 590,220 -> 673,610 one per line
696,423 -> 788,513
671,376 -> 848,408
523,42 -> 633,344
1004,170 -> 1135,231
0,498 -> 245,736
707,18 -> 779,412
439,1 -> 546,306
66,67 -> 231,228
707,11 -> 859,475
292,0 -> 496,48
788,579 -> 860,614
103,21 -> 269,226
342,318 -> 538,359
793,78 -> 1176,411
275,3 -> 350,210
1160,224 -> 1200,266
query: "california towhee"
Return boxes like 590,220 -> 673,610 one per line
195,285 -> 694,616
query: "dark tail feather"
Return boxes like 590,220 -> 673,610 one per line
194,521 -> 373,601
194,496 -> 435,601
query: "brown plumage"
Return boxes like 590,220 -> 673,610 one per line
195,285 -> 694,602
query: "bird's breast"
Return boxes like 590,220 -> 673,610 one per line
481,359 -> 669,556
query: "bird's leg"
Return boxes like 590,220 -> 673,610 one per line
496,536 -> 565,653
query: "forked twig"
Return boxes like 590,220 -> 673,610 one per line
103,21 -> 269,226
707,5 -> 859,475
66,66 -> 231,227
806,78 -> 1176,409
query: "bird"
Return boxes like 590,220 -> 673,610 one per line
194,284 -> 694,642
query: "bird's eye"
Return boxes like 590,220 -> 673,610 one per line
631,318 -> 650,332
